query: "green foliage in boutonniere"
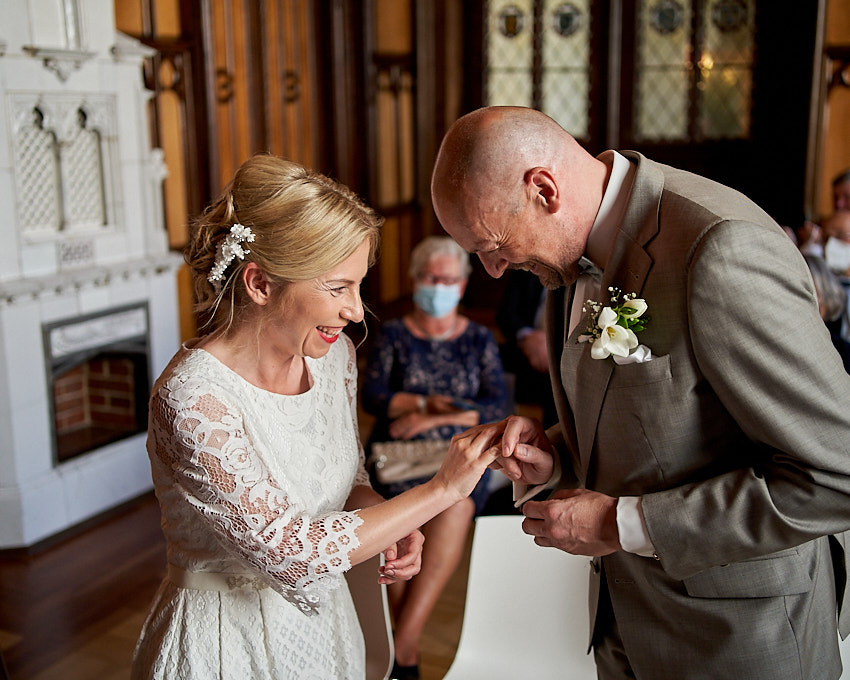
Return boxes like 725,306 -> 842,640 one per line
578,287 -> 650,360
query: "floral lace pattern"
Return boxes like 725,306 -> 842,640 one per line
132,334 -> 370,679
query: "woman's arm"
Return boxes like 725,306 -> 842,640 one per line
348,426 -> 500,565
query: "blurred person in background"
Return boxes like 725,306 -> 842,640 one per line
362,235 -> 509,680
804,253 -> 850,372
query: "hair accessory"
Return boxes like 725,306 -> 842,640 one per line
208,223 -> 255,290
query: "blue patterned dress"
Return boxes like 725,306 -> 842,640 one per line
362,317 -> 509,513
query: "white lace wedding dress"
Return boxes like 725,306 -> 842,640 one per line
131,334 -> 371,680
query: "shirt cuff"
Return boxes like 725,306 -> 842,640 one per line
512,453 -> 562,507
616,496 -> 656,557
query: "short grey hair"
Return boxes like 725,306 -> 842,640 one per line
409,235 -> 472,280
804,254 -> 848,322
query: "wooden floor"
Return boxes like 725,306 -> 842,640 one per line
0,491 -> 474,680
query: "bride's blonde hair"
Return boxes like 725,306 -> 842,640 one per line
186,154 -> 382,334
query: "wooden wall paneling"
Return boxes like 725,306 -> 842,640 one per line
817,0 -> 850,218
246,2 -> 268,157
205,0 -> 231,190
209,1 -> 239,188
805,0 -> 827,222
285,0 -> 322,168
326,0 -> 366,187
116,0 -> 208,341
114,1 -> 144,32
154,54 -> 190,247
379,214 -> 402,304
415,0 -> 439,237
370,0 -> 419,307
264,0 -> 283,157
114,1 -> 195,244
440,1 -> 465,139
204,0 -> 267,191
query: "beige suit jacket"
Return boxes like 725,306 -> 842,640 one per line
545,152 -> 850,678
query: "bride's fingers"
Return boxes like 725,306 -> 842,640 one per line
452,419 -> 507,444
466,425 -> 506,453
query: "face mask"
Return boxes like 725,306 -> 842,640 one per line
413,283 -> 462,318
825,238 -> 850,274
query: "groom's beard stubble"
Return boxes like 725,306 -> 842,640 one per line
514,261 -> 579,290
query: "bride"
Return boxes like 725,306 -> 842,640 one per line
131,154 -> 500,680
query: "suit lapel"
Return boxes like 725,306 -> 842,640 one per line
545,287 -> 583,480
572,153 -> 663,478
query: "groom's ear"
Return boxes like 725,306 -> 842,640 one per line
525,167 -> 560,213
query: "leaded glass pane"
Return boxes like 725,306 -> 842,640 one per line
698,0 -> 754,138
488,71 -> 534,108
700,66 -> 752,138
635,0 -> 692,141
542,1 -> 588,67
543,70 -> 589,138
541,0 -> 590,137
637,69 -> 690,140
486,0 -> 534,108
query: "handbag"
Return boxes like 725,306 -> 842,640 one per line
368,439 -> 450,484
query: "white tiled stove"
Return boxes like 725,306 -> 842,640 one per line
0,0 -> 181,547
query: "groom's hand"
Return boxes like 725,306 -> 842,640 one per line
490,415 -> 555,485
521,489 -> 621,556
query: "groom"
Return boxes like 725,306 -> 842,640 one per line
431,106 -> 850,678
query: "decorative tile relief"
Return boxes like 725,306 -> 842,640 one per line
20,46 -> 96,82
9,92 -> 120,246
57,238 -> 95,268
13,106 -> 61,235
62,111 -> 106,226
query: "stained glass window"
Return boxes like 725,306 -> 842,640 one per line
542,1 -> 591,137
486,0 -> 534,109
635,0 -> 692,141
698,0 -> 754,139
484,0 -> 591,140
634,0 -> 754,142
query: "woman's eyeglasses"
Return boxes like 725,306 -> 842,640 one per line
416,274 -> 464,286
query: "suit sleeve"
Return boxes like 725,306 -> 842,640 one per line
641,221 -> 850,579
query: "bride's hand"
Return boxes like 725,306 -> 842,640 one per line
431,424 -> 503,502
378,530 -> 424,584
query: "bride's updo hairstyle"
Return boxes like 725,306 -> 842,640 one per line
186,154 -> 383,333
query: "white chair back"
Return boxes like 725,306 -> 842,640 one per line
443,514 -> 598,680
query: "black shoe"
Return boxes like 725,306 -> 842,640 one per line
390,660 -> 420,680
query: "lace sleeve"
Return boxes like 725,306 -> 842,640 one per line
343,335 -> 371,489
149,376 -> 363,616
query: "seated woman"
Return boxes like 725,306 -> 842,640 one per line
804,253 -> 850,372
362,236 -> 509,679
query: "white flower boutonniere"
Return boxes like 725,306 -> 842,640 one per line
578,287 -> 652,363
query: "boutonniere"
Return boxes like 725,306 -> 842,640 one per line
578,287 -> 652,363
